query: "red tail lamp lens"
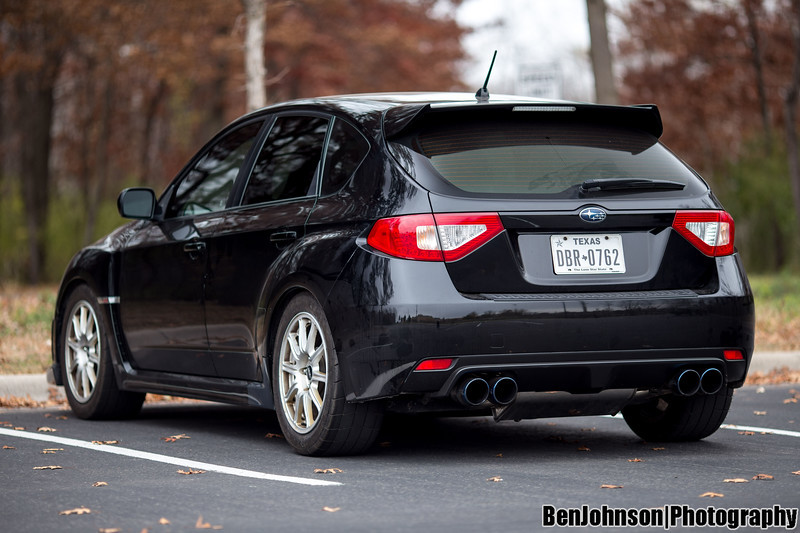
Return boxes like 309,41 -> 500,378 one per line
367,213 -> 504,262
672,210 -> 735,257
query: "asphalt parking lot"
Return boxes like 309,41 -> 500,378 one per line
1,383 -> 798,532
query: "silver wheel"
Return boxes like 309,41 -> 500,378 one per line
64,300 -> 101,403
277,311 -> 328,434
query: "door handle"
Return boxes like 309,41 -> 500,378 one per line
269,231 -> 297,243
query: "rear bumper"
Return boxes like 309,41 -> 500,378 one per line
327,252 -> 755,403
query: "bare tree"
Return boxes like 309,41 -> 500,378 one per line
586,0 -> 618,104
242,0 -> 266,110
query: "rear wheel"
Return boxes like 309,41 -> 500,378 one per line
622,387 -> 733,442
272,293 -> 383,456
60,285 -> 144,419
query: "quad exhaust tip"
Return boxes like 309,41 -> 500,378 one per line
674,368 -> 725,396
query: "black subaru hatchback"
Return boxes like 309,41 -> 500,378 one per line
49,92 -> 755,455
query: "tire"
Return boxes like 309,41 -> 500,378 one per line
272,293 -> 383,456
60,285 -> 145,419
622,387 -> 733,442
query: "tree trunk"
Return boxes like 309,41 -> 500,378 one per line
586,0 -> 618,105
16,66 -> 58,283
744,0 -> 773,153
785,0 -> 800,238
242,0 -> 267,110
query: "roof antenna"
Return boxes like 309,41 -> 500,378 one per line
475,50 -> 497,103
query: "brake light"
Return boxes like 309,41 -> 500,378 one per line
367,213 -> 504,262
672,210 -> 735,257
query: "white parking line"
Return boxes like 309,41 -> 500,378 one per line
719,424 -> 800,438
604,414 -> 800,438
0,427 -> 341,487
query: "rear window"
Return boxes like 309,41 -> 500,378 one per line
394,114 -> 706,198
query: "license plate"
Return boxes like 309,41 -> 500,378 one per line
550,234 -> 626,275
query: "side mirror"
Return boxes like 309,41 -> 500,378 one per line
118,188 -> 156,220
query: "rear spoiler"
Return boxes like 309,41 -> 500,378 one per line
383,102 -> 664,140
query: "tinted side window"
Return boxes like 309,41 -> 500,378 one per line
168,122 -> 262,217
321,118 -> 370,196
242,116 -> 329,206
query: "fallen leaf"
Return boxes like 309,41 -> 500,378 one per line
756,386 -> 766,393
754,411 -> 767,416
314,468 -> 343,475
699,492 -> 724,498
321,507 -> 341,513
3,445 -> 15,450
99,528 -> 120,533
577,445 -> 591,452
44,414 -> 68,420
753,473 -> 774,480
378,441 -> 392,448
738,431 -> 755,436
784,398 -> 798,404
92,481 -> 108,487
601,484 -> 623,489
651,447 -> 666,451
628,458 -> 643,463
92,440 -> 120,445
581,427 -> 596,432
487,476 -> 503,482
195,515 -> 222,529
59,507 -> 91,515
177,468 -> 205,475
495,453 -> 503,458
159,518 -> 171,525
41,448 -> 63,454
723,478 -> 749,483
162,434 -> 190,443
264,433 -> 283,439
33,465 -> 62,470
14,427 -> 25,431
792,471 -> 800,476
37,426 -> 57,432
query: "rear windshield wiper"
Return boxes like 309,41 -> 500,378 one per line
580,178 -> 686,193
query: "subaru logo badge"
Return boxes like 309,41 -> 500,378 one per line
579,207 -> 607,223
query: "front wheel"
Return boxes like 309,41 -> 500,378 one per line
622,387 -> 733,442
60,285 -> 144,419
272,293 -> 383,456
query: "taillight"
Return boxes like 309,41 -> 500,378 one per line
672,210 -> 735,257
367,212 -> 504,262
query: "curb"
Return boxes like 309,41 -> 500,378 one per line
2,352 -> 799,403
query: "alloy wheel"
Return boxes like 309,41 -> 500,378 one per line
65,300 -> 101,403
277,311 -> 329,434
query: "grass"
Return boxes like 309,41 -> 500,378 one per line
0,276 -> 798,375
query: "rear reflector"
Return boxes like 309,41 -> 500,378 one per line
367,213 -> 504,262
415,358 -> 454,371
672,210 -> 735,257
724,350 -> 744,361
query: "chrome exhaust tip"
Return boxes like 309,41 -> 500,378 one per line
454,377 -> 490,407
700,368 -> 724,395
674,369 -> 701,396
489,376 -> 518,406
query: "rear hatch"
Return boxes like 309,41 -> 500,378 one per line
385,102 -> 727,295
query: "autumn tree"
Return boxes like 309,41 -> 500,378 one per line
0,0 -> 467,283
615,0 -> 798,271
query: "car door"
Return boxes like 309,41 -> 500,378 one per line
118,120 -> 265,376
201,114 -> 331,380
